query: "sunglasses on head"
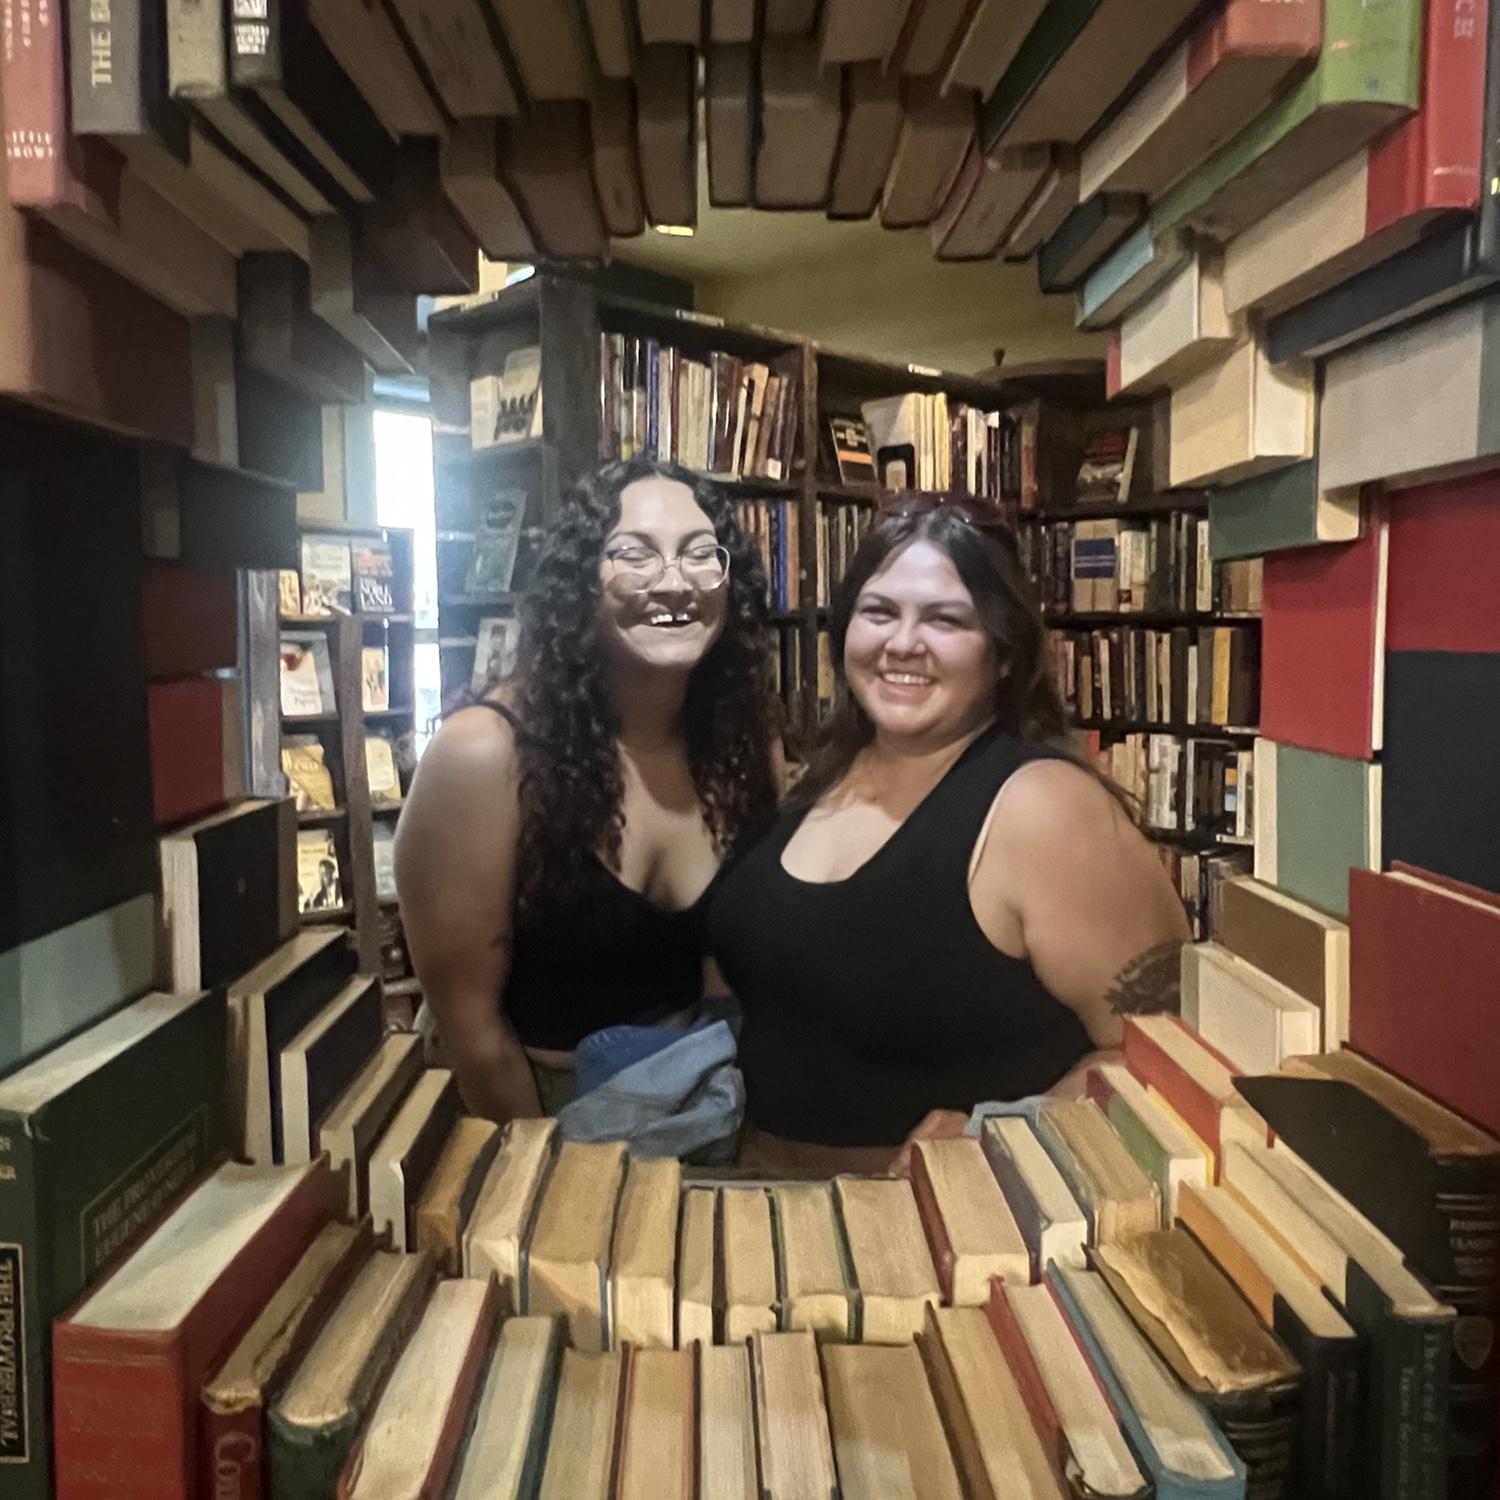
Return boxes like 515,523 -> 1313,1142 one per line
878,493 -> 1017,542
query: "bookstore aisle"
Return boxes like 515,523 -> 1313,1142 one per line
3,0 -> 1500,1498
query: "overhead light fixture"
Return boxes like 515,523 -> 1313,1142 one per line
654,224 -> 695,237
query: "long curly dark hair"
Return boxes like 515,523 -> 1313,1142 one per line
788,506 -> 1136,819
505,458 -> 780,917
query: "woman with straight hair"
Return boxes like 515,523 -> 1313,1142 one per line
710,500 -> 1191,1175
396,459 -> 779,1123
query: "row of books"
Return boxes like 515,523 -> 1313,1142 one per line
1160,843 -> 1253,942
859,391 -> 1008,499
13,995 -> 1493,1499
600,333 -> 801,484
1090,731 -> 1255,843
814,500 -> 878,608
283,534 -> 400,619
735,498 -> 800,613
282,732 -> 403,814
1049,623 -> 1260,729
1021,514 -> 1264,617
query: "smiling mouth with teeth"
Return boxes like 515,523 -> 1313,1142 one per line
880,671 -> 933,686
646,611 -> 697,626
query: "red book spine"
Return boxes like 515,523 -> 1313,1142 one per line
1,0 -> 78,206
1105,331 -> 1123,399
1190,0 -> 1322,82
148,679 -> 231,828
52,1329 -> 196,1500
1365,0 -> 1485,232
908,1147 -> 958,1305
53,1162 -> 338,1500
981,1281 -> 1066,1461
1121,1020 -> 1222,1154
198,1404 -> 263,1500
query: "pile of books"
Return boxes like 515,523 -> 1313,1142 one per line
9,966 -> 1495,1499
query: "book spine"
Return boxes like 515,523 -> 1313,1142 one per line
67,0 -> 145,134
52,1328 -> 193,1499
268,1414 -> 359,1500
1365,0 -> 1485,229
907,1149 -> 958,1303
1272,1308 -> 1362,1500
229,0 -> 282,88
166,0 -> 226,97
0,1123 -> 46,1500
199,1401 -> 264,1500
1319,0 -> 1423,111
2,0 -> 79,206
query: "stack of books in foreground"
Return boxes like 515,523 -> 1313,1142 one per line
5,954 -> 1495,1499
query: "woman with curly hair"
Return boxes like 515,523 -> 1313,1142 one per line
395,458 -> 780,1123
710,502 -> 1190,1176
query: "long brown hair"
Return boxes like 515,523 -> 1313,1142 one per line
788,506 -> 1134,817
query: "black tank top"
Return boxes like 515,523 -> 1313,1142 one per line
478,702 -> 713,1051
708,724 -> 1092,1147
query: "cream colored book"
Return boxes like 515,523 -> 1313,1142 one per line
980,1116 -> 1088,1274
1035,1099 -> 1160,1245
366,1067 -> 461,1251
752,1331 -> 838,1500
998,1282 -> 1147,1499
610,1155 -> 681,1349
270,1250 -> 437,1480
912,1136 -> 1030,1304
771,1183 -> 852,1341
341,1277 -> 498,1500
318,1032 -> 423,1219
616,1347 -> 696,1500
1169,332 -> 1314,488
464,1117 -> 557,1299
678,1186 -> 717,1348
1113,246 -> 1238,398
1181,940 -> 1323,1075
833,1176 -> 941,1343
414,1116 -> 501,1277
524,1140 -> 627,1352
450,1316 -> 563,1500
721,1187 -> 779,1343
822,1343 -> 964,1500
700,1343 -> 757,1500
538,1349 -> 623,1500
918,1305 -> 1067,1500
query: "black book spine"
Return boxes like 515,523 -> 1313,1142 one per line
1272,1301 -> 1362,1500
229,0 -> 282,87
1209,1382 -> 1303,1500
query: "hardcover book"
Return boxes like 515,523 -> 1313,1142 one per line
538,1348 -> 623,1500
1180,941 -> 1322,1076
368,1068 -> 461,1251
752,1332 -> 839,1499
1109,248 -> 1240,398
755,39 -> 840,210
277,975 -> 384,1166
771,1182 -> 854,1340
980,1115 -> 1089,1274
0,989 -> 225,1500
609,1155 -> 681,1347
318,1031 -> 423,1218
829,62 -> 904,219
720,1186 -> 780,1343
911,1136 -> 1030,1304
53,1157 -> 342,1500
1086,1061 -> 1211,1219
615,1346 -> 697,1500
465,1117 -> 558,1299
1207,459 -> 1361,562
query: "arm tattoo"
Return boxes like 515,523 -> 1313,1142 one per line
1104,939 -> 1184,1016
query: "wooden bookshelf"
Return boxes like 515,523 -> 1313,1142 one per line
275,519 -> 416,983
426,276 -> 1009,737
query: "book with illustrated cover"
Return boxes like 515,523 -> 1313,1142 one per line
297,830 -> 343,914
463,489 -> 528,597
352,538 -> 396,614
472,345 -> 543,448
361,645 -> 389,712
279,569 -> 302,616
827,415 -> 876,484
300,536 -> 352,615
1076,427 -> 1140,503
365,733 -> 404,808
473,616 -> 523,694
373,824 -> 396,901
281,737 -> 337,811
280,632 -> 336,718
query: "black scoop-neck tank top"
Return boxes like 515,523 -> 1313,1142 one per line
708,724 -> 1092,1147
476,701 -> 715,1051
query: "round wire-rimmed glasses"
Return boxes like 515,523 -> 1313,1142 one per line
603,543 -> 732,593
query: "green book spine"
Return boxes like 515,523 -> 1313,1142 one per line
1209,462 -> 1333,561
0,993 -> 226,1500
1153,0 -> 1423,234
267,1411 -> 361,1499
1104,1096 -> 1173,1220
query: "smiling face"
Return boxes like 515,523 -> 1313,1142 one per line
595,476 -> 729,675
844,538 -> 1002,749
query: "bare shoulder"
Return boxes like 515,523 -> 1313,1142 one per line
988,755 -> 1134,852
411,704 -> 520,794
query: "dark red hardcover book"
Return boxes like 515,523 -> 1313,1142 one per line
907,1144 -> 959,1304
142,563 -> 239,678
1364,0 -> 1486,235
52,1157 -> 341,1500
1260,517 -> 1387,759
1349,866 -> 1500,1138
1385,471 -> 1500,653
148,678 -> 242,828
1,0 -> 94,208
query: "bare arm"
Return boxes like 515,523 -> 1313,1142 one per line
973,759 -> 1191,1094
393,706 -> 542,1123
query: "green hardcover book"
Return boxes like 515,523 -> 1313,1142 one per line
0,987 -> 226,1500
1209,460 -> 1363,561
1152,0 -> 1422,241
267,1248 -> 437,1497
1255,739 -> 1382,918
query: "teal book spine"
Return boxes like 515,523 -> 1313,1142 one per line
1208,462 -> 1362,561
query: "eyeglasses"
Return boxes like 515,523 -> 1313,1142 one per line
603,542 -> 732,593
